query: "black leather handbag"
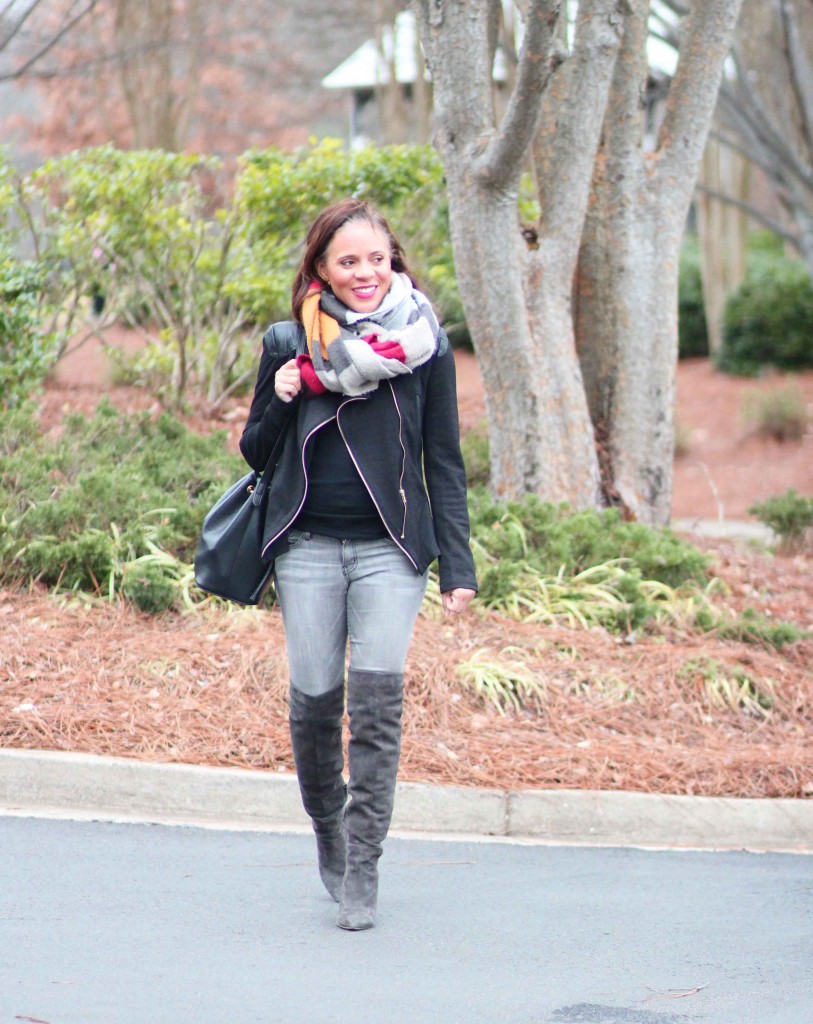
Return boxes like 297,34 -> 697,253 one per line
194,426 -> 289,605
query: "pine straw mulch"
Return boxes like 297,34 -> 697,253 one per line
1,538 -> 811,800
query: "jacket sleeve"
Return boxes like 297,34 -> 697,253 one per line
239,323 -> 302,472
422,342 -> 478,595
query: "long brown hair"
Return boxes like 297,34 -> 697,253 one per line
290,198 -> 412,322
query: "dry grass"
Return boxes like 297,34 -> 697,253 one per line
2,540 -> 811,800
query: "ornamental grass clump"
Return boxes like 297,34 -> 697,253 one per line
677,657 -> 775,718
455,646 -> 546,715
742,385 -> 809,443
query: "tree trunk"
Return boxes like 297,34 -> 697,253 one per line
697,136 -> 749,353
577,194 -> 684,524
445,168 -> 601,504
577,0 -> 744,526
413,0 -> 623,508
114,0 -> 179,150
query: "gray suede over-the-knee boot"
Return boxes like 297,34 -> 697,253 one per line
338,669 -> 404,931
288,684 -> 347,901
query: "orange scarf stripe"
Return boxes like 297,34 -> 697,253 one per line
302,285 -> 341,361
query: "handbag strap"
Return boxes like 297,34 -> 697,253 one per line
251,416 -> 293,507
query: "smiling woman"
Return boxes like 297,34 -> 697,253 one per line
238,196 -> 478,931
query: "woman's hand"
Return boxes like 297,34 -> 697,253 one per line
274,359 -> 302,403
441,588 -> 476,616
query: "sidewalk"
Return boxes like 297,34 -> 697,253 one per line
671,516 -> 775,543
1,747 -> 811,852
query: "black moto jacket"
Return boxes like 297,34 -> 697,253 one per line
239,321 -> 478,596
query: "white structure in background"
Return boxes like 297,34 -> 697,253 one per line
323,4 -> 678,148
322,9 -> 508,147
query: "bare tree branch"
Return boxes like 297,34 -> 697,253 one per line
0,0 -> 47,51
708,125 -> 792,199
1,0 -> 99,82
721,45 -> 813,193
778,0 -> 813,155
696,181 -> 799,243
478,0 -> 563,188
534,0 -> 626,245
657,0 -> 744,183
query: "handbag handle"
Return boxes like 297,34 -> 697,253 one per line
250,418 -> 292,507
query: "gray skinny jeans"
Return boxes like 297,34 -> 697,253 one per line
273,530 -> 428,697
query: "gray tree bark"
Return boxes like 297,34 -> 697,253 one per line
574,0 -> 743,525
412,0 -> 624,507
577,0 -> 741,524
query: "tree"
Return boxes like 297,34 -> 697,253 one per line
412,0 -> 743,524
575,1 -> 743,524
9,0 -> 327,156
711,0 -> 813,279
6,0 -> 382,158
656,0 -> 813,349
412,0 -> 621,510
0,0 -> 98,81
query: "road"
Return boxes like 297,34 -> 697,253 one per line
1,815 -> 811,1024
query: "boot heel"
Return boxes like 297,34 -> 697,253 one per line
338,856 -> 379,930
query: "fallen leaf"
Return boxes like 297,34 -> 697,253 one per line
641,982 -> 709,1004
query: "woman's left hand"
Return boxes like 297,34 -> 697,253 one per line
441,588 -> 476,616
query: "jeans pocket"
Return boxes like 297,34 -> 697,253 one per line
286,528 -> 311,548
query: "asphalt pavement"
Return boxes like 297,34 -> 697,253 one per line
2,813 -> 812,1024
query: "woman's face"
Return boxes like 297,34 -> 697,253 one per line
318,219 -> 393,314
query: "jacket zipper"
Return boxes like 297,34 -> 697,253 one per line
388,382 -> 409,539
260,414 -> 336,559
336,396 -> 418,571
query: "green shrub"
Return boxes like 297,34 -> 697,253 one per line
25,146 -> 247,408
678,240 -> 709,359
749,489 -> 813,551
0,401 -> 243,597
460,420 -> 491,487
120,560 -> 180,614
467,491 -> 712,632
719,259 -> 813,375
742,385 -> 809,442
468,491 -> 710,589
0,252 -> 61,408
717,608 -> 806,649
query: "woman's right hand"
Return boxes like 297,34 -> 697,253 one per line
274,359 -> 302,403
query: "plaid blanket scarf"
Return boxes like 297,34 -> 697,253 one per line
297,273 -> 439,397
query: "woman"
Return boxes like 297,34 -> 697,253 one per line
240,197 -> 477,931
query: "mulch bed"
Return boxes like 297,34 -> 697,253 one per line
2,540 -> 811,799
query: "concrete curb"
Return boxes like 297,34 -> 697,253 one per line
1,748 -> 811,852
672,517 -> 775,544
